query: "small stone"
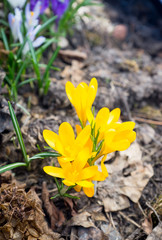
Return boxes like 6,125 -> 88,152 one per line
112,24 -> 128,41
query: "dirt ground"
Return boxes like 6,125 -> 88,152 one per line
0,0 -> 162,239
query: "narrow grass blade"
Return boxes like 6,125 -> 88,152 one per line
36,16 -> 57,35
15,60 -> 28,86
0,162 -> 27,174
0,19 -> 9,27
28,152 -> 61,162
43,45 -> 60,82
1,28 -> 9,51
8,101 -> 29,166
28,37 -> 42,88
18,78 -> 37,88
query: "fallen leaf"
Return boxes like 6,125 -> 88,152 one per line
146,222 -> 162,240
97,142 -> 154,212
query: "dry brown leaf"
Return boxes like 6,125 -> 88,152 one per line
61,60 -> 85,84
0,183 -> 61,240
142,215 -> 153,235
146,222 -> 162,240
97,142 -> 154,212
42,181 -> 65,229
68,211 -> 95,228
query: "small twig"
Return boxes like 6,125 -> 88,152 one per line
133,116 -> 162,126
146,202 -> 161,223
137,201 -> 147,218
119,211 -> 142,229
105,212 -> 116,229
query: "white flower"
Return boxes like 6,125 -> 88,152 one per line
8,8 -> 23,43
23,25 -> 46,55
7,0 -> 26,9
25,2 -> 41,30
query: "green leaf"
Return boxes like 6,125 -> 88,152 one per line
28,37 -> 42,89
1,28 -> 9,51
36,16 -> 57,35
8,101 -> 29,166
36,38 -> 57,56
15,60 -> 28,86
0,162 -> 27,174
18,78 -> 37,88
28,152 -> 61,162
0,19 -> 9,27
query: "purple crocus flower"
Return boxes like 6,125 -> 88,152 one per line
8,8 -> 23,43
51,0 -> 70,21
23,25 -> 46,54
30,0 -> 49,14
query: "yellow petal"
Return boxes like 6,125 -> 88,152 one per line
127,131 -> 136,143
87,78 -> 98,109
73,147 -> 92,171
108,108 -> 120,124
75,124 -> 82,136
43,166 -> 64,178
81,166 -> 98,179
91,155 -> 108,181
74,125 -> 91,152
89,77 -> 98,91
101,155 -> 108,178
65,81 -> 76,105
86,109 -> 94,126
76,180 -> 94,188
113,130 -> 133,142
74,185 -> 81,192
117,122 -> 135,131
63,179 -> 75,186
95,107 -> 110,129
43,129 -> 63,153
59,122 -> 75,148
113,139 -> 130,151
83,186 -> 94,197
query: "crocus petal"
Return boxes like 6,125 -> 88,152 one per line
43,129 -> 58,149
91,155 -> 108,181
127,131 -> 136,143
107,108 -> 121,124
112,139 -> 130,151
65,81 -> 76,106
73,147 -> 92,171
63,179 -> 75,186
59,122 -> 75,148
83,186 -> 94,197
80,166 -> 98,179
74,185 -> 81,192
117,122 -> 135,131
7,0 -> 26,8
74,125 -> 91,152
33,36 -> 46,47
75,124 -> 82,136
43,129 -> 64,154
76,180 -> 94,188
43,166 -> 64,178
87,109 -> 94,126
87,78 -> 98,110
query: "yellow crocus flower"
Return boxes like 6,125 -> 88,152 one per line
43,122 -> 92,162
65,78 -> 98,127
87,107 -> 136,161
44,149 -> 108,197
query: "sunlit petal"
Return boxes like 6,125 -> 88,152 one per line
107,108 -> 120,124
81,166 -> 98,179
43,166 -> 64,178
76,180 -> 94,188
59,122 -> 75,147
83,186 -> 94,197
